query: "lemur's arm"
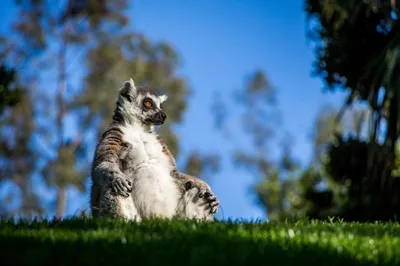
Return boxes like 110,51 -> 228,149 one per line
91,126 -> 132,197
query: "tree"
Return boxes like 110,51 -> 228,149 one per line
210,0 -> 400,222
0,64 -> 39,217
225,70 -> 285,220
0,64 -> 21,114
250,106 -> 342,221
305,0 -> 400,221
305,0 -> 400,181
255,105 -> 375,221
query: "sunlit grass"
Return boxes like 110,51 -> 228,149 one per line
0,216 -> 399,266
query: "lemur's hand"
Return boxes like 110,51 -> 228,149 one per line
184,180 -> 219,214
110,173 -> 132,197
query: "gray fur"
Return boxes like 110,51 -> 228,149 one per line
90,78 -> 219,221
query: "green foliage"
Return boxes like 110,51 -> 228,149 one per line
0,81 -> 40,217
230,70 -> 285,220
305,0 -> 400,97
392,142 -> 400,176
1,217 -> 400,266
305,0 -> 400,175
216,69 -> 306,221
247,100 -> 385,222
302,0 -> 400,221
0,63 -> 37,217
0,65 -> 21,114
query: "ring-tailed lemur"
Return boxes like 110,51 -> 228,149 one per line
90,78 -> 219,221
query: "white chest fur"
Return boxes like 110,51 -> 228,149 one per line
120,124 -> 171,169
120,124 -> 179,219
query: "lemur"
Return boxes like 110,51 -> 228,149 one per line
90,78 -> 219,221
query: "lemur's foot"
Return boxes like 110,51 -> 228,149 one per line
184,180 -> 220,215
199,189 -> 219,214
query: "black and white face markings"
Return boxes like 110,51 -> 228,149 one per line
139,91 -> 167,125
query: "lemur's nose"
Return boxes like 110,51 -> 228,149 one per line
154,111 -> 167,122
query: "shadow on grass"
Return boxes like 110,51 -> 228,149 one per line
0,223 -> 389,266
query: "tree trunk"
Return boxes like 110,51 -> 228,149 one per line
54,2 -> 71,220
56,186 -> 67,218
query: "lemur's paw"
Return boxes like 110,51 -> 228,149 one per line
110,174 -> 132,197
199,189 -> 220,214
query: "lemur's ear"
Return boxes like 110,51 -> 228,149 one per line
159,94 -> 168,103
119,78 -> 137,101
184,180 -> 194,191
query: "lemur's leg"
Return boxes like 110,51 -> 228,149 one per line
98,186 -> 141,221
90,183 -> 102,218
156,135 -> 220,218
91,171 -> 137,220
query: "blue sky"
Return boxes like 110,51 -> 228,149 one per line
0,0 -> 348,220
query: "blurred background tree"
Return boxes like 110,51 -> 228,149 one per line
213,0 -> 400,222
0,63 -> 37,218
233,0 -> 400,222
0,64 -> 21,114
302,0 -> 400,221
230,70 -> 285,221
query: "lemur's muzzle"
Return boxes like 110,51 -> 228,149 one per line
153,111 -> 167,124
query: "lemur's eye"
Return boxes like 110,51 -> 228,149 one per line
144,100 -> 153,108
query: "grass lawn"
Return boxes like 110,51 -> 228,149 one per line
0,217 -> 399,266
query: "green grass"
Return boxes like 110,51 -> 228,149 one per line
0,217 -> 399,266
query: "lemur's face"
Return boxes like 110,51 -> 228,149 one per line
118,78 -> 168,125
137,93 -> 167,125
